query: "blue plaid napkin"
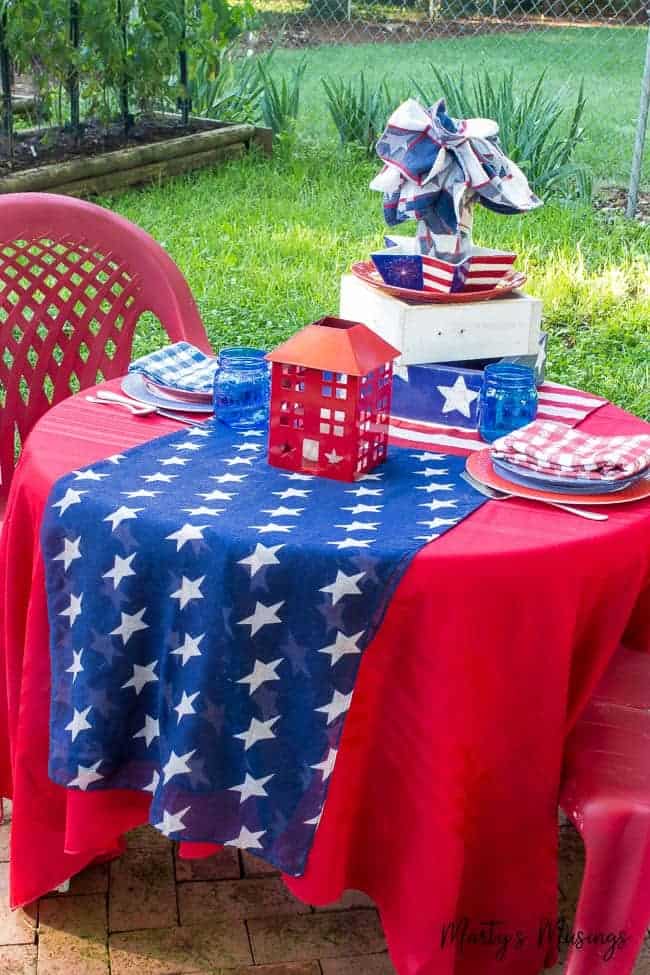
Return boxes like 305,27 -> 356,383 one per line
129,342 -> 218,394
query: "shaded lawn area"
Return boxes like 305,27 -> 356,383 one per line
270,27 -> 649,185
107,148 -> 650,419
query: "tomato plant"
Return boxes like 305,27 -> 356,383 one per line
0,0 -> 255,154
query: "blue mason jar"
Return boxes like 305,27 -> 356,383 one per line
478,363 -> 538,443
213,347 -> 270,432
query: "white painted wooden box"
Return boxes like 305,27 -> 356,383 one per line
339,274 -> 543,366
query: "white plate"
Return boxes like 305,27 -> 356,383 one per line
121,373 -> 214,414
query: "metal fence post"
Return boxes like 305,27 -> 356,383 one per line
626,17 -> 650,219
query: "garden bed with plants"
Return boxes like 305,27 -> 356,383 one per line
0,0 -> 271,195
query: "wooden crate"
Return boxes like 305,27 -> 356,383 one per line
339,274 -> 543,366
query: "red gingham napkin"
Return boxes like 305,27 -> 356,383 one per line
491,420 -> 650,481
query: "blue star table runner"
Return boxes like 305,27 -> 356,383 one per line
41,423 -> 484,875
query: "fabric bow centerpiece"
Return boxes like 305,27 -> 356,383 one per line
370,97 -> 542,263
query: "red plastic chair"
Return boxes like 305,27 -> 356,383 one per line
0,192 -> 212,511
559,645 -> 650,975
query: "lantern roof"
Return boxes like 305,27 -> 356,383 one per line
266,317 -> 400,377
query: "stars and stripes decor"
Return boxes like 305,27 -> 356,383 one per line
389,379 -> 607,455
41,424 -> 485,875
370,98 -> 541,262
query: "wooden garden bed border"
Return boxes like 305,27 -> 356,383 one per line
0,118 -> 272,197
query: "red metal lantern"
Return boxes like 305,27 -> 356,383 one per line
265,316 -> 400,482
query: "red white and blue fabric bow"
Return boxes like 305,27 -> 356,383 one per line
371,98 -> 542,261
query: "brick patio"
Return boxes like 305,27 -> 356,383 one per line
1,800 -> 649,975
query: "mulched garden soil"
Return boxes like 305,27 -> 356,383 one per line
595,187 -> 650,225
0,116 -> 223,176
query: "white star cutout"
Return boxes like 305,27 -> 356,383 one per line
103,506 -> 143,531
319,570 -> 365,605
133,714 -> 160,747
171,632 -> 204,666
73,469 -> 107,481
171,575 -> 205,609
106,454 -> 126,464
325,449 -> 344,465
229,772 -> 274,804
188,427 -> 211,437
411,452 -> 446,461
211,473 -> 247,483
418,499 -> 458,512
225,825 -> 265,849
262,506 -> 304,518
237,601 -> 284,636
345,487 -> 383,497
103,553 -> 136,589
415,467 -> 449,477
166,523 -> 209,551
319,630 -> 364,665
237,443 -> 262,452
53,536 -> 82,572
358,473 -> 383,481
238,543 -> 283,578
327,538 -> 371,550
273,488 -> 311,500
174,690 -> 200,723
53,488 -> 87,515
234,715 -> 279,751
249,522 -> 295,534
141,472 -> 178,483
416,483 -> 454,493
142,770 -> 160,794
224,456 -> 253,466
68,761 -> 103,790
122,489 -> 160,499
199,489 -> 234,502
181,507 -> 223,517
282,473 -> 313,481
341,504 -> 383,515
241,430 -> 265,437
311,747 -> 337,781
60,592 -> 83,626
417,517 -> 459,529
334,521 -> 378,533
111,607 -> 148,644
65,705 -> 92,741
159,456 -> 189,466
414,533 -> 440,542
316,689 -> 353,725
66,649 -> 84,683
175,442 -> 202,452
237,658 -> 283,694
155,805 -> 191,836
122,660 -> 158,695
437,376 -> 479,418
162,749 -> 195,783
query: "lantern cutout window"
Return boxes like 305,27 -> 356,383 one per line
265,317 -> 400,482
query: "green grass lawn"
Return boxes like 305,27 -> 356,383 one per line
270,27 -> 650,185
107,145 -> 650,419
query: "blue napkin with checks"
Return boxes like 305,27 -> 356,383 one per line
129,342 -> 218,394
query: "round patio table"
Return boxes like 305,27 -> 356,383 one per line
1,380 -> 649,975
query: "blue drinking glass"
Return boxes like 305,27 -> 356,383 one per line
213,347 -> 270,432
478,363 -> 538,443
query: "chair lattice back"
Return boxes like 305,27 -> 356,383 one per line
0,234 -> 143,506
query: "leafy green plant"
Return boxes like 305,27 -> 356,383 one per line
413,67 -> 592,201
0,0 -> 255,157
187,51 -> 261,123
257,57 -> 305,137
322,72 -> 393,155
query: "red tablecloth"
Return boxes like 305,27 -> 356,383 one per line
1,381 -> 649,975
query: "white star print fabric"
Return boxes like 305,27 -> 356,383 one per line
41,423 -> 485,875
